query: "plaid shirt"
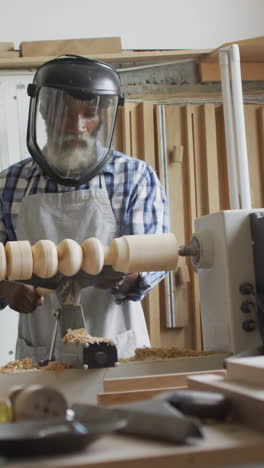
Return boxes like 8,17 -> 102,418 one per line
0,150 -> 169,303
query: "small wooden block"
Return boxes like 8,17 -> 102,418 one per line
225,356 -> 264,387
170,145 -> 184,163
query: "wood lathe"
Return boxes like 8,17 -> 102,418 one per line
1,208 -> 264,368
0,233 -> 179,369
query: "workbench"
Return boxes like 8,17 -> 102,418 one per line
5,421 -> 264,468
0,354 -> 252,467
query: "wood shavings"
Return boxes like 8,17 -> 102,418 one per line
0,358 -> 38,373
0,359 -> 71,374
62,328 -> 113,345
0,328 -> 113,374
120,346 -> 214,363
42,361 -> 72,372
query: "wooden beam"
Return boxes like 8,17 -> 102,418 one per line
138,102 -> 161,347
97,386 -> 187,406
103,369 -> 226,392
202,36 -> 264,63
184,106 -> 202,350
0,49 -> 212,70
200,61 -> 264,82
203,104 -> 220,213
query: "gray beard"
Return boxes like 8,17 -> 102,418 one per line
45,134 -> 98,178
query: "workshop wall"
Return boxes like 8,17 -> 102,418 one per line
114,101 -> 264,350
0,0 -> 264,50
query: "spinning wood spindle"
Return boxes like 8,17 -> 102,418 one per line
0,233 -> 179,283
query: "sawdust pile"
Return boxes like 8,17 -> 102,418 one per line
62,328 -> 113,345
0,358 -> 71,374
41,361 -> 71,371
0,358 -> 38,373
121,346 -> 214,362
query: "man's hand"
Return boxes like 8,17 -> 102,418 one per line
0,281 -> 44,314
95,272 -> 140,294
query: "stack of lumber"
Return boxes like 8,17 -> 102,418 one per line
97,369 -> 226,406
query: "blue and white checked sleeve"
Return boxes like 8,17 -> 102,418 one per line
112,163 -> 169,304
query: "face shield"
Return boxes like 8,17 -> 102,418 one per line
27,56 -> 124,186
35,87 -> 118,181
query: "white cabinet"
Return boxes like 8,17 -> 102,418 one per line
0,71 -> 34,364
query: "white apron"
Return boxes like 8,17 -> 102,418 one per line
15,175 -> 150,363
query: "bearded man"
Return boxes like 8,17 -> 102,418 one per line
0,55 -> 169,363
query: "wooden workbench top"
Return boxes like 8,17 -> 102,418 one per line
7,421 -> 264,468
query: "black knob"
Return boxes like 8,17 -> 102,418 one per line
239,283 -> 255,295
242,319 -> 256,332
240,301 -> 256,314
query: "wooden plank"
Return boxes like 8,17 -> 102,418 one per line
0,51 -> 19,58
0,42 -> 14,53
203,104 -> 220,213
138,102 -> 161,347
142,289 -> 161,347
184,105 -> 202,350
202,36 -> 264,63
0,48 -> 212,70
200,61 -> 264,82
245,105 -> 264,208
138,101 -> 155,165
121,103 -> 132,156
187,373 -> 264,433
225,356 -> 264,387
165,106 -> 188,330
129,102 -> 141,156
20,37 -> 122,57
103,369 -> 227,392
97,386 -> 187,406
191,105 -> 209,216
113,108 -> 123,153
215,105 -> 230,210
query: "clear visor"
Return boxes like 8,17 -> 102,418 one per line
35,87 -> 118,181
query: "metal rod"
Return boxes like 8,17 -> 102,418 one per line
48,309 -> 60,361
157,105 -> 176,328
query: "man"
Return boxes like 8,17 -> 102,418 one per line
0,55 -> 169,362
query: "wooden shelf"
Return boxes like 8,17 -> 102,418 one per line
0,49 -> 212,70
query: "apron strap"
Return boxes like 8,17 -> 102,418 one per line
99,173 -> 107,192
